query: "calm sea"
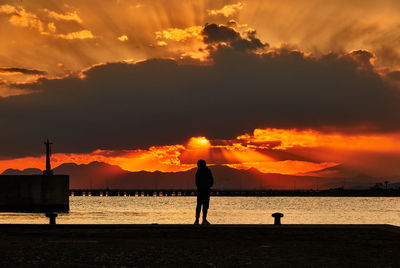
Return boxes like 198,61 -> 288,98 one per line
0,197 -> 399,225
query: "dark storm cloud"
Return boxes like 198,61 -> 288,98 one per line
0,25 -> 399,158
202,23 -> 240,43
346,50 -> 375,69
202,23 -> 267,51
0,67 -> 46,75
387,71 -> 400,81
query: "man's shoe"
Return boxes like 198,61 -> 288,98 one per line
194,219 -> 199,225
202,219 -> 210,225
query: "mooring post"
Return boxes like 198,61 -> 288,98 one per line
46,212 -> 58,225
272,212 -> 284,225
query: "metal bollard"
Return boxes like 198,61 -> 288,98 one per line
272,212 -> 284,225
46,212 -> 58,225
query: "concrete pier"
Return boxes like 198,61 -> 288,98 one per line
0,224 -> 398,267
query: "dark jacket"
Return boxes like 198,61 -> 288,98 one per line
195,167 -> 214,191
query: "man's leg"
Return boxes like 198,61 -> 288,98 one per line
195,194 -> 202,224
202,193 -> 210,224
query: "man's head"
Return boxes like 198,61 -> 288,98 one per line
197,159 -> 207,168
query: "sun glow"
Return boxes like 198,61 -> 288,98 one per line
187,137 -> 210,148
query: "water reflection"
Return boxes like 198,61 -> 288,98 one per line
0,197 -> 398,225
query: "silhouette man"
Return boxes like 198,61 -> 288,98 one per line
194,159 -> 214,225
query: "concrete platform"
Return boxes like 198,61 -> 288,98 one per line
0,224 -> 399,267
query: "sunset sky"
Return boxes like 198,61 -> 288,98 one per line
1,0 -> 400,178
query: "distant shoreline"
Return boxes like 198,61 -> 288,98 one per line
69,189 -> 400,197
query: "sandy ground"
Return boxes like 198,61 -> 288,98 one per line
0,224 -> 398,267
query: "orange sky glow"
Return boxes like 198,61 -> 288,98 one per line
2,128 -> 400,176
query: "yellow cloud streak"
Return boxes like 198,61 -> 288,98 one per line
42,9 -> 82,23
117,35 -> 129,42
207,2 -> 244,17
0,5 -> 44,32
0,4 -> 93,40
155,26 -> 203,42
56,30 -> 95,40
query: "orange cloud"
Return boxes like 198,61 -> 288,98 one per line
207,2 -> 244,17
157,40 -> 168,47
180,50 -> 210,61
111,146 -> 192,172
155,26 -> 203,42
0,4 -> 91,40
42,9 -> 83,23
219,143 -> 273,163
56,30 -> 95,40
237,128 -> 400,152
47,22 -> 56,33
0,5 -> 44,32
117,35 -> 129,42
154,25 -> 209,60
0,4 -> 17,14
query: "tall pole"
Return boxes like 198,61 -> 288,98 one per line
44,139 -> 53,175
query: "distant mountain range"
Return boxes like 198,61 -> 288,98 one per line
3,161 -> 397,190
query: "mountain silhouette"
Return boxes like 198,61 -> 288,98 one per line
53,162 -> 384,189
54,161 -> 128,189
2,161 -> 393,190
300,164 -> 365,178
2,168 -> 42,175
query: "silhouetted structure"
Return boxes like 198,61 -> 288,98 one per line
384,181 -> 389,190
46,212 -> 58,224
194,160 -> 214,225
0,140 -> 69,216
272,212 -> 284,225
43,139 -> 53,175
0,175 -> 69,212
